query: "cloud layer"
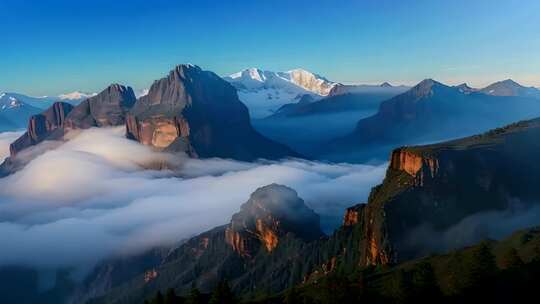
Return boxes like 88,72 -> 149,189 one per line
0,130 -> 24,161
0,127 -> 386,272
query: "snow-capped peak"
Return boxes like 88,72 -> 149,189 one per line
228,68 -> 267,83
225,68 -> 336,96
58,91 -> 97,101
0,95 -> 24,110
283,69 -> 336,96
135,88 -> 149,98
224,68 -> 337,118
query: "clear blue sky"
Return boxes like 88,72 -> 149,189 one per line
1,0 -> 539,96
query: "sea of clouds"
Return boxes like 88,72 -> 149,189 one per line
0,130 -> 24,160
0,127 -> 387,273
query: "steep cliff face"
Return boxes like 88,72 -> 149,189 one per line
64,84 -> 136,130
6,84 -> 135,159
126,64 -> 299,161
356,118 -> 540,264
9,102 -> 73,156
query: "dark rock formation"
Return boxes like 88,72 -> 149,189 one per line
225,184 -> 323,256
125,64 -> 299,161
9,102 -> 73,156
357,118 -> 540,264
1,84 -> 135,177
5,84 -> 135,158
64,84 -> 136,130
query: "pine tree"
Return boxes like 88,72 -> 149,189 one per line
186,284 -> 203,304
154,290 -> 164,304
284,287 -> 301,304
410,261 -> 441,301
384,269 -> 412,302
209,279 -> 236,304
500,248 -> 524,270
165,288 -> 178,304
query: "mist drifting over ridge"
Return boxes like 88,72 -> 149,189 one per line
0,127 -> 386,273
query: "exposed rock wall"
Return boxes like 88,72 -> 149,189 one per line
9,102 -> 73,157
125,64 -> 300,161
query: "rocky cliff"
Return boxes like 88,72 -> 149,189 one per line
7,84 -> 135,158
64,84 -> 136,130
225,184 -> 323,257
125,64 -> 299,161
9,102 -> 73,156
357,118 -> 540,264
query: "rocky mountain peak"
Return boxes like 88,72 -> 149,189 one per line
380,82 -> 393,88
64,83 -> 136,129
225,184 -> 323,256
455,83 -> 477,94
171,64 -> 203,79
127,65 -> 298,160
480,79 -> 538,97
9,102 -> 74,157
409,79 -> 448,99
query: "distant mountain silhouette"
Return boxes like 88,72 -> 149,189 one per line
326,79 -> 540,162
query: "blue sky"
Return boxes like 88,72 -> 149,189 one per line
1,0 -> 539,96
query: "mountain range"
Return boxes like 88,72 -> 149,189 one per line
1,65 -> 300,176
77,117 -> 540,303
3,64 -> 540,303
0,91 -> 95,132
326,78 -> 540,162
223,68 -> 337,118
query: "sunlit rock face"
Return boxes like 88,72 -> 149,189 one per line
126,64 -> 299,161
355,118 -> 540,265
225,183 -> 323,257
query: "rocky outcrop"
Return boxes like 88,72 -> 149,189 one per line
343,205 -> 361,226
6,84 -> 135,159
354,118 -> 540,265
225,184 -> 323,257
64,84 -> 136,130
9,102 -> 73,156
390,148 -> 439,185
125,64 -> 299,161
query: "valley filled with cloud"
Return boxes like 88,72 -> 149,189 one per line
0,127 -> 386,273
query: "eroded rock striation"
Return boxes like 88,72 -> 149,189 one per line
9,102 -> 73,157
7,84 -> 135,158
64,84 -> 136,130
125,64 -> 299,161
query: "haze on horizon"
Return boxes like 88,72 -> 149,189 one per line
1,0 -> 539,96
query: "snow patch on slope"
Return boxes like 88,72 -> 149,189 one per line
58,91 -> 97,100
224,68 -> 337,118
